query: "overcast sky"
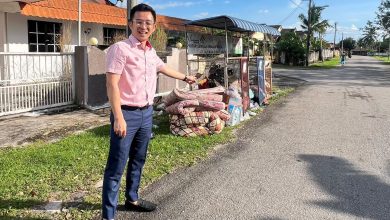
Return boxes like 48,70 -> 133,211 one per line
112,0 -> 382,42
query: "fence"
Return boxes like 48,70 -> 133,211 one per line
0,52 -> 74,116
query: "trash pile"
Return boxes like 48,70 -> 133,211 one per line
226,80 -> 261,126
163,86 -> 230,137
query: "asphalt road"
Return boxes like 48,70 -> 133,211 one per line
117,56 -> 390,220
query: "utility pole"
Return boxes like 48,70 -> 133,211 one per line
305,0 -> 312,66
388,35 -> 390,60
78,0 -> 81,46
319,32 -> 323,62
126,0 -> 138,37
333,22 -> 337,57
341,32 -> 344,54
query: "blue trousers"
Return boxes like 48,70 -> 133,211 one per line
102,106 -> 153,219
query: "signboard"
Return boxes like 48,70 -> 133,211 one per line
240,58 -> 250,112
187,33 -> 242,55
256,57 -> 266,104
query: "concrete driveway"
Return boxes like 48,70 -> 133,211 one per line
117,56 -> 390,220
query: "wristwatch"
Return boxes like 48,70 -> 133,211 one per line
182,76 -> 188,81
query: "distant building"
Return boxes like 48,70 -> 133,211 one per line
270,25 -> 282,33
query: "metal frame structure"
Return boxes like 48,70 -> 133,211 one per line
184,15 -> 280,88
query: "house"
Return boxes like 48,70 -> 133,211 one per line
270,25 -> 282,33
0,0 -> 200,53
280,28 -> 297,34
0,0 -> 201,116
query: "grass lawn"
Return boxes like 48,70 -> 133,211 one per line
0,86 -> 293,220
309,57 -> 340,69
273,57 -> 340,69
374,56 -> 390,64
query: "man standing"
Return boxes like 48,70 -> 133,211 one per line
102,3 -> 195,220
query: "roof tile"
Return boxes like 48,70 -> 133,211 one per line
20,0 -> 202,31
21,0 -> 126,26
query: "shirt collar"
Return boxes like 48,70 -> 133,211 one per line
128,35 -> 152,49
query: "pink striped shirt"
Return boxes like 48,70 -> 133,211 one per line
106,35 -> 165,107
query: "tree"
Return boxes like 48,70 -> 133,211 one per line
360,21 -> 378,51
376,0 -> 390,58
357,37 -> 366,49
377,0 -> 390,34
379,37 -> 390,52
316,22 -> 331,61
299,3 -> 330,64
339,37 -> 356,52
149,25 -> 168,51
275,32 -> 305,65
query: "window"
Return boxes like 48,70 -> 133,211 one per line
103,28 -> 126,45
28,20 -> 61,52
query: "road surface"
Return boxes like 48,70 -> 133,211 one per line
117,55 -> 390,220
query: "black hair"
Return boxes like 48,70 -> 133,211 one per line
130,3 -> 156,22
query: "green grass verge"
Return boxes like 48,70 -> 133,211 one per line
0,86 -> 294,219
273,57 -> 340,69
374,56 -> 390,64
269,87 -> 295,105
309,57 -> 340,69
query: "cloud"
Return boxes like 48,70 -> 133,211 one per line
258,9 -> 269,14
194,12 -> 209,18
289,0 -> 302,8
152,1 -> 196,10
285,21 -> 302,30
115,0 -> 145,8
351,24 -> 358,31
116,0 -> 127,8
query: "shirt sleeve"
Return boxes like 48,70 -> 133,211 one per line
106,43 -> 126,74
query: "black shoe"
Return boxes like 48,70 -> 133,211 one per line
124,199 -> 157,212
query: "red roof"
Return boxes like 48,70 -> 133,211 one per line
20,0 -> 126,26
19,0 -> 201,32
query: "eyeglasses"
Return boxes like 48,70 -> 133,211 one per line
133,19 -> 155,27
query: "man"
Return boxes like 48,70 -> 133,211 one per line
102,3 -> 196,220
341,52 -> 346,66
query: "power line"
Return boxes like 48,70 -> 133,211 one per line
278,4 -> 302,24
288,0 -> 305,10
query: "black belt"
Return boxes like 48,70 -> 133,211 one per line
121,105 -> 150,111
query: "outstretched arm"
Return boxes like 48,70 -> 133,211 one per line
159,65 -> 196,84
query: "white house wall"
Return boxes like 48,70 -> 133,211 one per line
0,12 -> 6,52
5,12 -> 122,52
2,12 -> 130,83
7,13 -> 28,52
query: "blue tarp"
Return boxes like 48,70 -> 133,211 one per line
186,15 -> 280,36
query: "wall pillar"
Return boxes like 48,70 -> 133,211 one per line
74,46 -> 88,106
74,46 -> 108,108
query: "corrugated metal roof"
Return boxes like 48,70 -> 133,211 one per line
186,15 -> 280,36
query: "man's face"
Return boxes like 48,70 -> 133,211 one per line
129,11 -> 156,43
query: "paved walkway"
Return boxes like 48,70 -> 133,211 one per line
0,107 -> 110,148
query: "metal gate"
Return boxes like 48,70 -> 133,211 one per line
0,52 -> 74,116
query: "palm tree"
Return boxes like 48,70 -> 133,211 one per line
376,0 -> 390,59
317,22 -> 331,61
299,4 -> 330,64
361,20 -> 378,51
